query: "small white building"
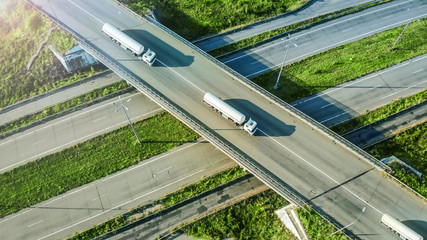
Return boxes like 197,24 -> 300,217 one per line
49,45 -> 98,72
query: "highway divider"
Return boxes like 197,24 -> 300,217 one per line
27,1 -> 425,235
0,81 -> 133,139
191,0 -> 315,45
212,0 -> 392,59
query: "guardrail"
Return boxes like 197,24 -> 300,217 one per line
27,0 -> 391,207
142,13 -> 392,173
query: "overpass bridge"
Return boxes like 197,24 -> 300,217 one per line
28,0 -> 427,238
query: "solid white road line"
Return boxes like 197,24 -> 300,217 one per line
257,128 -> 383,214
67,0 -> 103,24
157,59 -> 206,94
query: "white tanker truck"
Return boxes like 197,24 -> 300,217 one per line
381,214 -> 423,240
102,23 -> 156,66
203,92 -> 257,135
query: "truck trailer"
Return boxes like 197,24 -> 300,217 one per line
203,92 -> 257,135
102,23 -> 155,66
381,214 -> 423,240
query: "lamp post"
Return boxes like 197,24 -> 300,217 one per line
274,35 -> 298,90
330,207 -> 367,237
113,96 -> 142,144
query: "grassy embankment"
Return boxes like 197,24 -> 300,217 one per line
331,89 -> 427,134
252,17 -> 427,103
184,190 -> 295,240
210,0 -> 392,57
0,81 -> 132,136
0,0 -> 101,110
368,122 -> 427,197
0,112 -> 199,218
296,207 -> 347,240
69,166 -> 247,239
127,0 -> 307,40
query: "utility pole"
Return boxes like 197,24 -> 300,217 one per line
113,96 -> 142,144
274,35 -> 298,90
330,207 -> 367,237
390,22 -> 410,50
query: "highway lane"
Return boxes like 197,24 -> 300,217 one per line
344,102 -> 427,148
0,91 -> 162,172
222,0 -> 427,78
0,141 -> 235,240
2,53 -> 424,171
29,0 -> 427,238
292,55 -> 427,126
0,70 -> 121,126
110,175 -> 267,240
196,0 -> 372,52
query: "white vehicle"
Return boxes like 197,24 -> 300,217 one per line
142,49 -> 156,66
102,23 -> 156,66
203,92 -> 258,135
381,214 -> 423,240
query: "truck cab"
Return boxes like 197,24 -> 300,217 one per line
243,118 -> 257,135
142,49 -> 156,66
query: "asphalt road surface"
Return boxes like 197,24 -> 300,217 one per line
196,0 -> 371,51
3,53 -> 424,172
0,141 -> 236,240
344,101 -> 427,148
292,55 -> 427,126
0,70 -> 120,126
110,175 -> 267,240
0,91 -> 162,173
222,0 -> 427,78
28,0 -> 427,239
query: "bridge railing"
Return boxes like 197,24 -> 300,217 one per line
141,13 -> 392,173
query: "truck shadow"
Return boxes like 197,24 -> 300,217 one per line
401,220 -> 427,238
123,29 -> 194,67
224,98 -> 296,137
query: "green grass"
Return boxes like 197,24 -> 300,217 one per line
331,89 -> 427,134
184,189 -> 293,240
368,122 -> 426,198
0,112 -> 199,218
69,166 -> 247,239
0,81 -> 131,136
210,0 -> 392,57
387,162 -> 427,198
127,0 -> 307,40
296,207 -> 347,240
161,166 -> 247,208
0,0 -> 102,110
252,18 -> 427,103
368,122 -> 426,176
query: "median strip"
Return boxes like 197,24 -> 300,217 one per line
251,17 -> 427,103
0,112 -> 199,218
0,80 -> 132,138
210,0 -> 393,58
331,89 -> 427,135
